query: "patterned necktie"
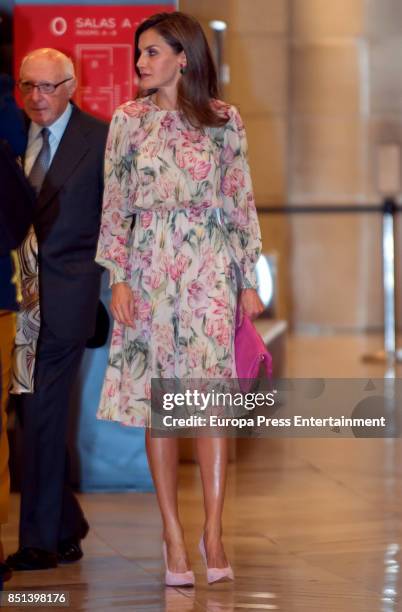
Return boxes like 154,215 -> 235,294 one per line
28,127 -> 51,193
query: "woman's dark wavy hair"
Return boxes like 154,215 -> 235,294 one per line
134,11 -> 227,128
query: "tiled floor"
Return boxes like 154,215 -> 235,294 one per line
3,333 -> 402,611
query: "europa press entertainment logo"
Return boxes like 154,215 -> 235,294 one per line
50,17 -> 68,36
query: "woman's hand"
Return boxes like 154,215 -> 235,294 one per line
238,288 -> 264,322
110,282 -> 135,328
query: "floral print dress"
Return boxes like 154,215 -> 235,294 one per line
95,96 -> 261,426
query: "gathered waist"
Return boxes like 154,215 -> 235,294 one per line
134,204 -> 223,215
134,205 -> 225,226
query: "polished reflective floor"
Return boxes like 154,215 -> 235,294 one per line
3,333 -> 402,611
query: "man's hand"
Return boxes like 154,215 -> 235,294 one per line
110,282 -> 135,328
238,288 -> 264,322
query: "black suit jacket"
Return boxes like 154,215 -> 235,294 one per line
33,106 -> 108,341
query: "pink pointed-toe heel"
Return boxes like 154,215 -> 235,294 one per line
162,541 -> 195,587
199,536 -> 234,584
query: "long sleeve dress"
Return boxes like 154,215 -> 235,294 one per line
95,96 -> 262,426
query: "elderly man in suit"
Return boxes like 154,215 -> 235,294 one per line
6,48 -> 108,571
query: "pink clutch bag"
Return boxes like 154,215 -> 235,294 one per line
235,312 -> 273,388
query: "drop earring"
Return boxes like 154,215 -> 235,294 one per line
180,65 -> 186,75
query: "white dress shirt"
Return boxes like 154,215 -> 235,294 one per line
24,103 -> 73,176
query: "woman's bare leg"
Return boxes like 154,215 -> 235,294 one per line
195,437 -> 229,567
145,430 -> 191,572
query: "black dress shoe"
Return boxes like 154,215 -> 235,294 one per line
57,522 -> 89,564
57,538 -> 83,564
6,547 -> 57,571
0,561 -> 12,582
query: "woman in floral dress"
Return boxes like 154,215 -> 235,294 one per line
96,11 -> 264,585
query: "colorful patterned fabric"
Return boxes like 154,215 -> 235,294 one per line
95,96 -> 262,426
9,228 -> 40,393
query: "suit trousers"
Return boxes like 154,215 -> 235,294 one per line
0,311 -> 14,526
18,321 -> 87,552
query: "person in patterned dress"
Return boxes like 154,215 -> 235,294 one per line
96,12 -> 264,585
0,73 -> 35,583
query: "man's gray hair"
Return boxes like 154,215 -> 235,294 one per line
20,48 -> 75,78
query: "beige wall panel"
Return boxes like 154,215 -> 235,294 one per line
290,118 -> 365,203
178,0 -> 230,22
180,0 -> 288,33
290,215 -> 382,329
366,118 -> 402,201
291,43 -> 361,116
369,39 -> 402,114
227,35 -> 288,114
229,0 -> 288,34
243,115 -> 287,205
291,0 -> 364,38
366,0 -> 402,37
